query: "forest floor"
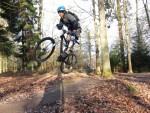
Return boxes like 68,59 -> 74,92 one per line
0,71 -> 149,113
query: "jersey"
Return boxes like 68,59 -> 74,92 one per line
60,11 -> 80,30
67,11 -> 80,21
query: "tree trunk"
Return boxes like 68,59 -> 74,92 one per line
79,35 -> 83,70
22,37 -> 26,71
0,52 -> 2,74
1,51 -> 5,73
123,0 -> 133,73
92,0 -> 101,75
5,56 -> 8,72
116,0 -> 126,72
87,32 -> 92,66
2,55 -> 8,73
136,0 -> 142,39
99,0 -> 112,77
136,0 -> 143,72
38,0 -> 43,34
142,0 -> 150,29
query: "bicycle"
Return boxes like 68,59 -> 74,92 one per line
34,23 -> 78,73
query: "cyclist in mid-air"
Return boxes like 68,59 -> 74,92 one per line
56,5 -> 81,62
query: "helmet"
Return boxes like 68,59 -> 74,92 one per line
57,5 -> 65,12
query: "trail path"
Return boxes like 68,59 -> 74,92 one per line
0,72 -> 149,113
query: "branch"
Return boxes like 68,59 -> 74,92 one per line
73,0 -> 93,17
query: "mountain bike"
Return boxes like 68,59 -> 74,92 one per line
34,24 -> 78,73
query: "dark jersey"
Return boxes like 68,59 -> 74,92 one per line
59,12 -> 80,31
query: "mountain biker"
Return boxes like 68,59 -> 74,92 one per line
56,5 -> 81,62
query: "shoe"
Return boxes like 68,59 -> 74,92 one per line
57,55 -> 62,62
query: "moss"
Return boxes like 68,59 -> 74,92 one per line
126,84 -> 137,94
95,71 -> 101,75
24,24 -> 33,30
102,70 -> 113,78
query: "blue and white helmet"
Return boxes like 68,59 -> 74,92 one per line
57,5 -> 66,12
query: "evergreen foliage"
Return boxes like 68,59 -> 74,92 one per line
0,0 -> 41,71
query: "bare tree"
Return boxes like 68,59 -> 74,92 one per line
116,0 -> 126,72
87,31 -> 92,66
92,0 -> 101,75
123,0 -> 133,73
142,0 -> 150,29
136,0 -> 142,39
0,52 -> 2,74
37,0 -> 43,32
99,0 -> 112,77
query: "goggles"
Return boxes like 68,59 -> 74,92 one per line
58,10 -> 65,13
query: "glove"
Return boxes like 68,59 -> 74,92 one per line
56,23 -> 63,30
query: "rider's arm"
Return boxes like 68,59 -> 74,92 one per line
57,19 -> 64,30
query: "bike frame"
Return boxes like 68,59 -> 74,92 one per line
59,30 -> 69,55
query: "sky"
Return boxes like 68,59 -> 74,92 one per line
41,0 -> 150,48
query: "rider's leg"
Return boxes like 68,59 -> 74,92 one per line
57,29 -> 80,62
65,35 -> 75,54
57,35 -> 75,62
57,35 -> 71,62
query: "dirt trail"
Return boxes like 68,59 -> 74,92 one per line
0,72 -> 150,113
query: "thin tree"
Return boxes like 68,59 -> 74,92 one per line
116,0 -> 126,72
136,0 -> 142,39
123,0 -> 133,73
87,31 -> 92,66
92,0 -> 101,75
99,0 -> 112,77
142,0 -> 150,29
0,52 -> 2,74
37,0 -> 43,32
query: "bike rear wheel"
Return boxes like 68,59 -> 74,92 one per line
60,53 -> 77,74
35,37 -> 55,62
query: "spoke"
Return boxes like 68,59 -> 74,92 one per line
35,39 -> 55,62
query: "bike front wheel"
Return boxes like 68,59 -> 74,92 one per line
35,37 -> 55,62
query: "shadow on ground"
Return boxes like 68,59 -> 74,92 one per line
24,71 -> 64,113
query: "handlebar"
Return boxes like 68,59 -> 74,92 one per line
56,23 -> 73,35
